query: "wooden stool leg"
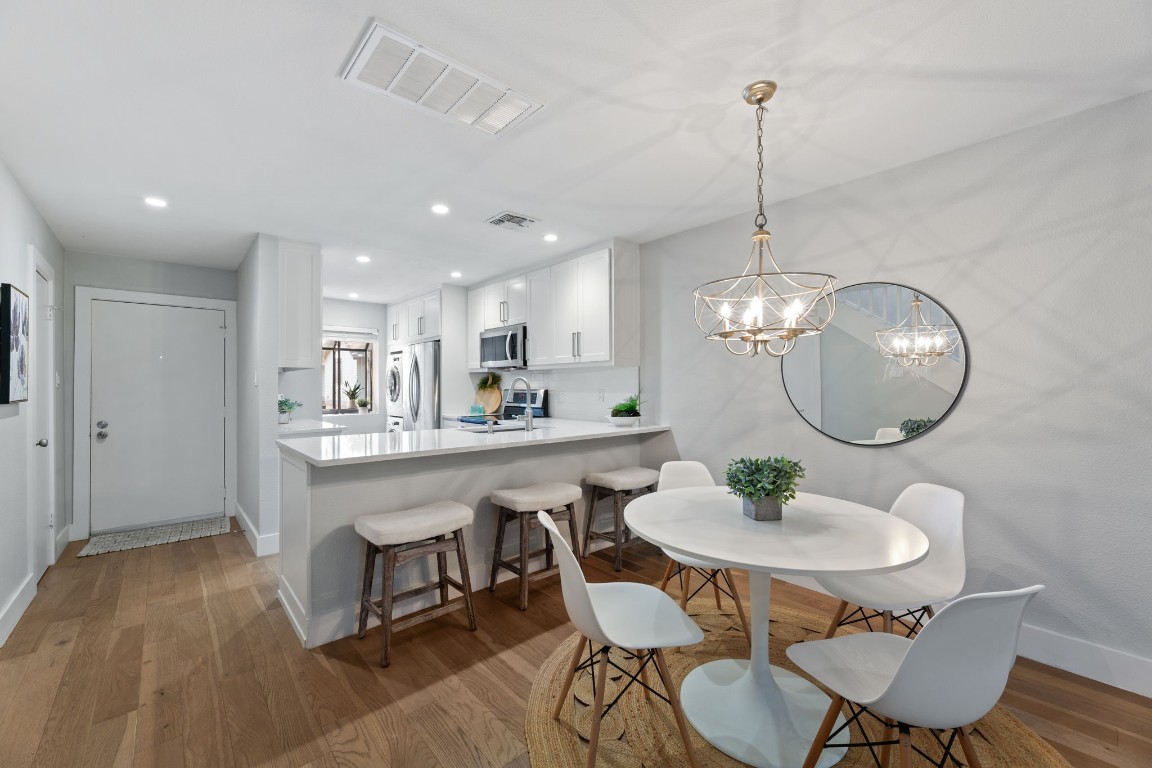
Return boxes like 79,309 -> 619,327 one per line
586,645 -> 611,768
357,542 -> 377,639
565,502 -> 582,559
543,511 -> 555,571
722,569 -> 751,645
824,600 -> 850,638
379,545 -> 397,667
435,534 -> 449,606
802,694 -> 843,768
613,490 -> 625,571
453,529 -> 477,631
489,508 -> 508,591
654,648 -> 699,768
582,487 -> 599,558
518,511 -> 531,611
554,636 -> 588,720
658,559 -> 677,593
957,726 -> 984,768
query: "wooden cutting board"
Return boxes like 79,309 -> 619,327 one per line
474,388 -> 502,416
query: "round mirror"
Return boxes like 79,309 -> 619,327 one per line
780,282 -> 968,445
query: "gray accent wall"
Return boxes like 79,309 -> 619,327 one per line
639,91 -> 1152,687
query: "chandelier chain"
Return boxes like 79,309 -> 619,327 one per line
754,103 -> 767,229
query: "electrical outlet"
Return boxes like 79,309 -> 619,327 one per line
597,389 -> 605,402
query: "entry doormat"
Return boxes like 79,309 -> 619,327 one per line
77,516 -> 231,557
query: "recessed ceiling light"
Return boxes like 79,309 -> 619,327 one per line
450,271 -> 462,278
543,233 -> 558,242
144,196 -> 168,208
356,255 -> 371,263
431,204 -> 450,215
349,293 -> 359,299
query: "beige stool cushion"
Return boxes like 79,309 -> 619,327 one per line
491,482 -> 581,513
585,466 -> 660,492
355,501 -> 474,547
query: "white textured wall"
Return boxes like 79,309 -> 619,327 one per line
640,92 -> 1152,687
0,155 -> 65,644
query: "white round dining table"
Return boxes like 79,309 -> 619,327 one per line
624,487 -> 930,768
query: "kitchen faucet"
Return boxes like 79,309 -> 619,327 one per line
509,376 -> 534,432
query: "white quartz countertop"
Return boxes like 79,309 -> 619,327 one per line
276,418 -> 669,467
277,419 -> 347,438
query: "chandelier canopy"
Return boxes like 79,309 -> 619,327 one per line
693,81 -> 836,357
875,294 -> 962,367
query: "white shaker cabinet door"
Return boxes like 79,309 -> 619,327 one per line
504,275 -> 528,325
420,291 -> 441,338
467,288 -> 484,369
576,249 -> 611,362
526,267 -> 553,367
550,258 -> 580,365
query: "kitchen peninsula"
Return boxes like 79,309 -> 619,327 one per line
276,419 -> 676,648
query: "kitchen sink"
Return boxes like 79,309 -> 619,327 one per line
459,423 -> 550,433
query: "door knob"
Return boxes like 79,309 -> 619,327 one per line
35,438 -> 48,447
97,420 -> 109,429
96,431 -> 109,439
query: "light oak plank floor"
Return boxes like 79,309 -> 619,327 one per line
0,526 -> 1147,767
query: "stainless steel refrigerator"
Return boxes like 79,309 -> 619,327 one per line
402,340 -> 440,431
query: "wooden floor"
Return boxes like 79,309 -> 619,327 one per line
0,530 -> 1149,768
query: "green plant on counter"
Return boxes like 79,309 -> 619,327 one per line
725,456 -> 805,503
900,418 -> 936,438
477,372 -> 502,391
342,381 -> 363,404
356,398 -> 369,408
610,393 -> 642,417
277,396 -> 302,414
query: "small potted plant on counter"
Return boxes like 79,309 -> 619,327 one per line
356,398 -> 370,415
342,381 -> 363,412
607,393 -> 642,427
725,455 -> 805,521
277,395 -> 302,424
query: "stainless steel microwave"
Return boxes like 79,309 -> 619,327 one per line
480,324 -> 527,369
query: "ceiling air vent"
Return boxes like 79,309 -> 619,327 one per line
342,21 -> 542,135
486,212 -> 538,231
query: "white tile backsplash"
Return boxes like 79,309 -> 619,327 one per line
526,366 -> 640,421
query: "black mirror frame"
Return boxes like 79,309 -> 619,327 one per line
780,282 -> 971,448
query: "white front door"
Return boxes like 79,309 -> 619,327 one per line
31,268 -> 54,579
89,300 -> 226,533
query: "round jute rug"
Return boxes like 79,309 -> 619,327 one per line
526,602 -> 1070,767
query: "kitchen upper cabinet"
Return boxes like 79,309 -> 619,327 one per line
467,288 -> 484,369
482,275 -> 527,329
386,304 -> 403,350
406,290 -> 441,340
549,249 -> 611,365
526,268 -> 553,367
278,240 -> 322,369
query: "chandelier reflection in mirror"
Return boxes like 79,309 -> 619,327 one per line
693,80 -> 836,357
876,293 -> 961,367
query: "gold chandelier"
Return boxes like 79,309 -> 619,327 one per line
693,80 -> 836,357
876,293 -> 961,367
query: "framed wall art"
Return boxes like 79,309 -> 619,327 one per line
1,283 -> 30,403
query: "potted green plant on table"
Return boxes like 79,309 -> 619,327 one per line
607,393 -> 642,427
900,418 -> 936,438
725,456 -> 806,521
277,395 -> 302,424
356,398 -> 370,415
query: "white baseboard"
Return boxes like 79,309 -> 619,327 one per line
54,525 -> 70,560
0,574 -> 37,647
1019,622 -> 1152,699
236,503 -> 279,557
277,575 -> 308,646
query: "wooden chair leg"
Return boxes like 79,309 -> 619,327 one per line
453,529 -> 477,631
879,717 -> 896,768
898,724 -> 913,768
586,645 -> 611,768
824,600 -> 849,638
564,502 -> 582,559
802,694 -> 843,768
435,534 -> 449,606
957,726 -> 984,768
518,511 -> 531,611
679,566 -> 692,612
925,604 -> 936,619
553,636 -> 588,720
489,508 -> 507,591
379,546 -> 397,667
357,542 -> 377,639
635,649 -> 651,701
658,559 -> 677,593
722,569 -> 751,644
710,570 -> 723,610
653,648 -> 699,768
883,610 -> 894,634
612,491 -> 625,571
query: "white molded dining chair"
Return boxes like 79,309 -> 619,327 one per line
655,461 -> 751,643
818,483 -> 966,638
874,427 -> 904,443
538,511 -> 704,768
788,585 -> 1044,768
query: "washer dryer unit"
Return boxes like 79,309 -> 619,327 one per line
386,351 -> 404,418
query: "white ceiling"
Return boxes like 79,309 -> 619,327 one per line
1,1 -> 1151,305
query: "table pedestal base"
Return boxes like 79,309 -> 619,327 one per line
681,659 -> 847,768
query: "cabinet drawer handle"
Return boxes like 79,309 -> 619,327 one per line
571,332 -> 576,358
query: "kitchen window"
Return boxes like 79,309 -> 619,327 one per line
321,327 -> 378,414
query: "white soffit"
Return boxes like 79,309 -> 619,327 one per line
342,20 -> 541,135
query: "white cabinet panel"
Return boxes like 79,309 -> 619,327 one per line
482,282 -> 504,329
576,249 -> 611,362
386,304 -> 403,349
278,240 -> 321,369
550,259 -> 580,365
406,291 -> 441,340
467,288 -> 484,369
526,268 -> 553,367
504,275 -> 527,325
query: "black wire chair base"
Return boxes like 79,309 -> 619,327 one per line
819,701 -> 972,767
574,643 -> 669,719
836,604 -> 932,638
672,563 -> 738,604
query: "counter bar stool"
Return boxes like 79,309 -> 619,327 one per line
355,500 -> 477,667
489,481 -> 582,610
582,466 -> 660,571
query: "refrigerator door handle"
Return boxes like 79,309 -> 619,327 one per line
409,355 -> 421,423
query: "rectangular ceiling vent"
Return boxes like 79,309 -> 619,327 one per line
342,20 -> 542,135
486,211 -> 538,231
